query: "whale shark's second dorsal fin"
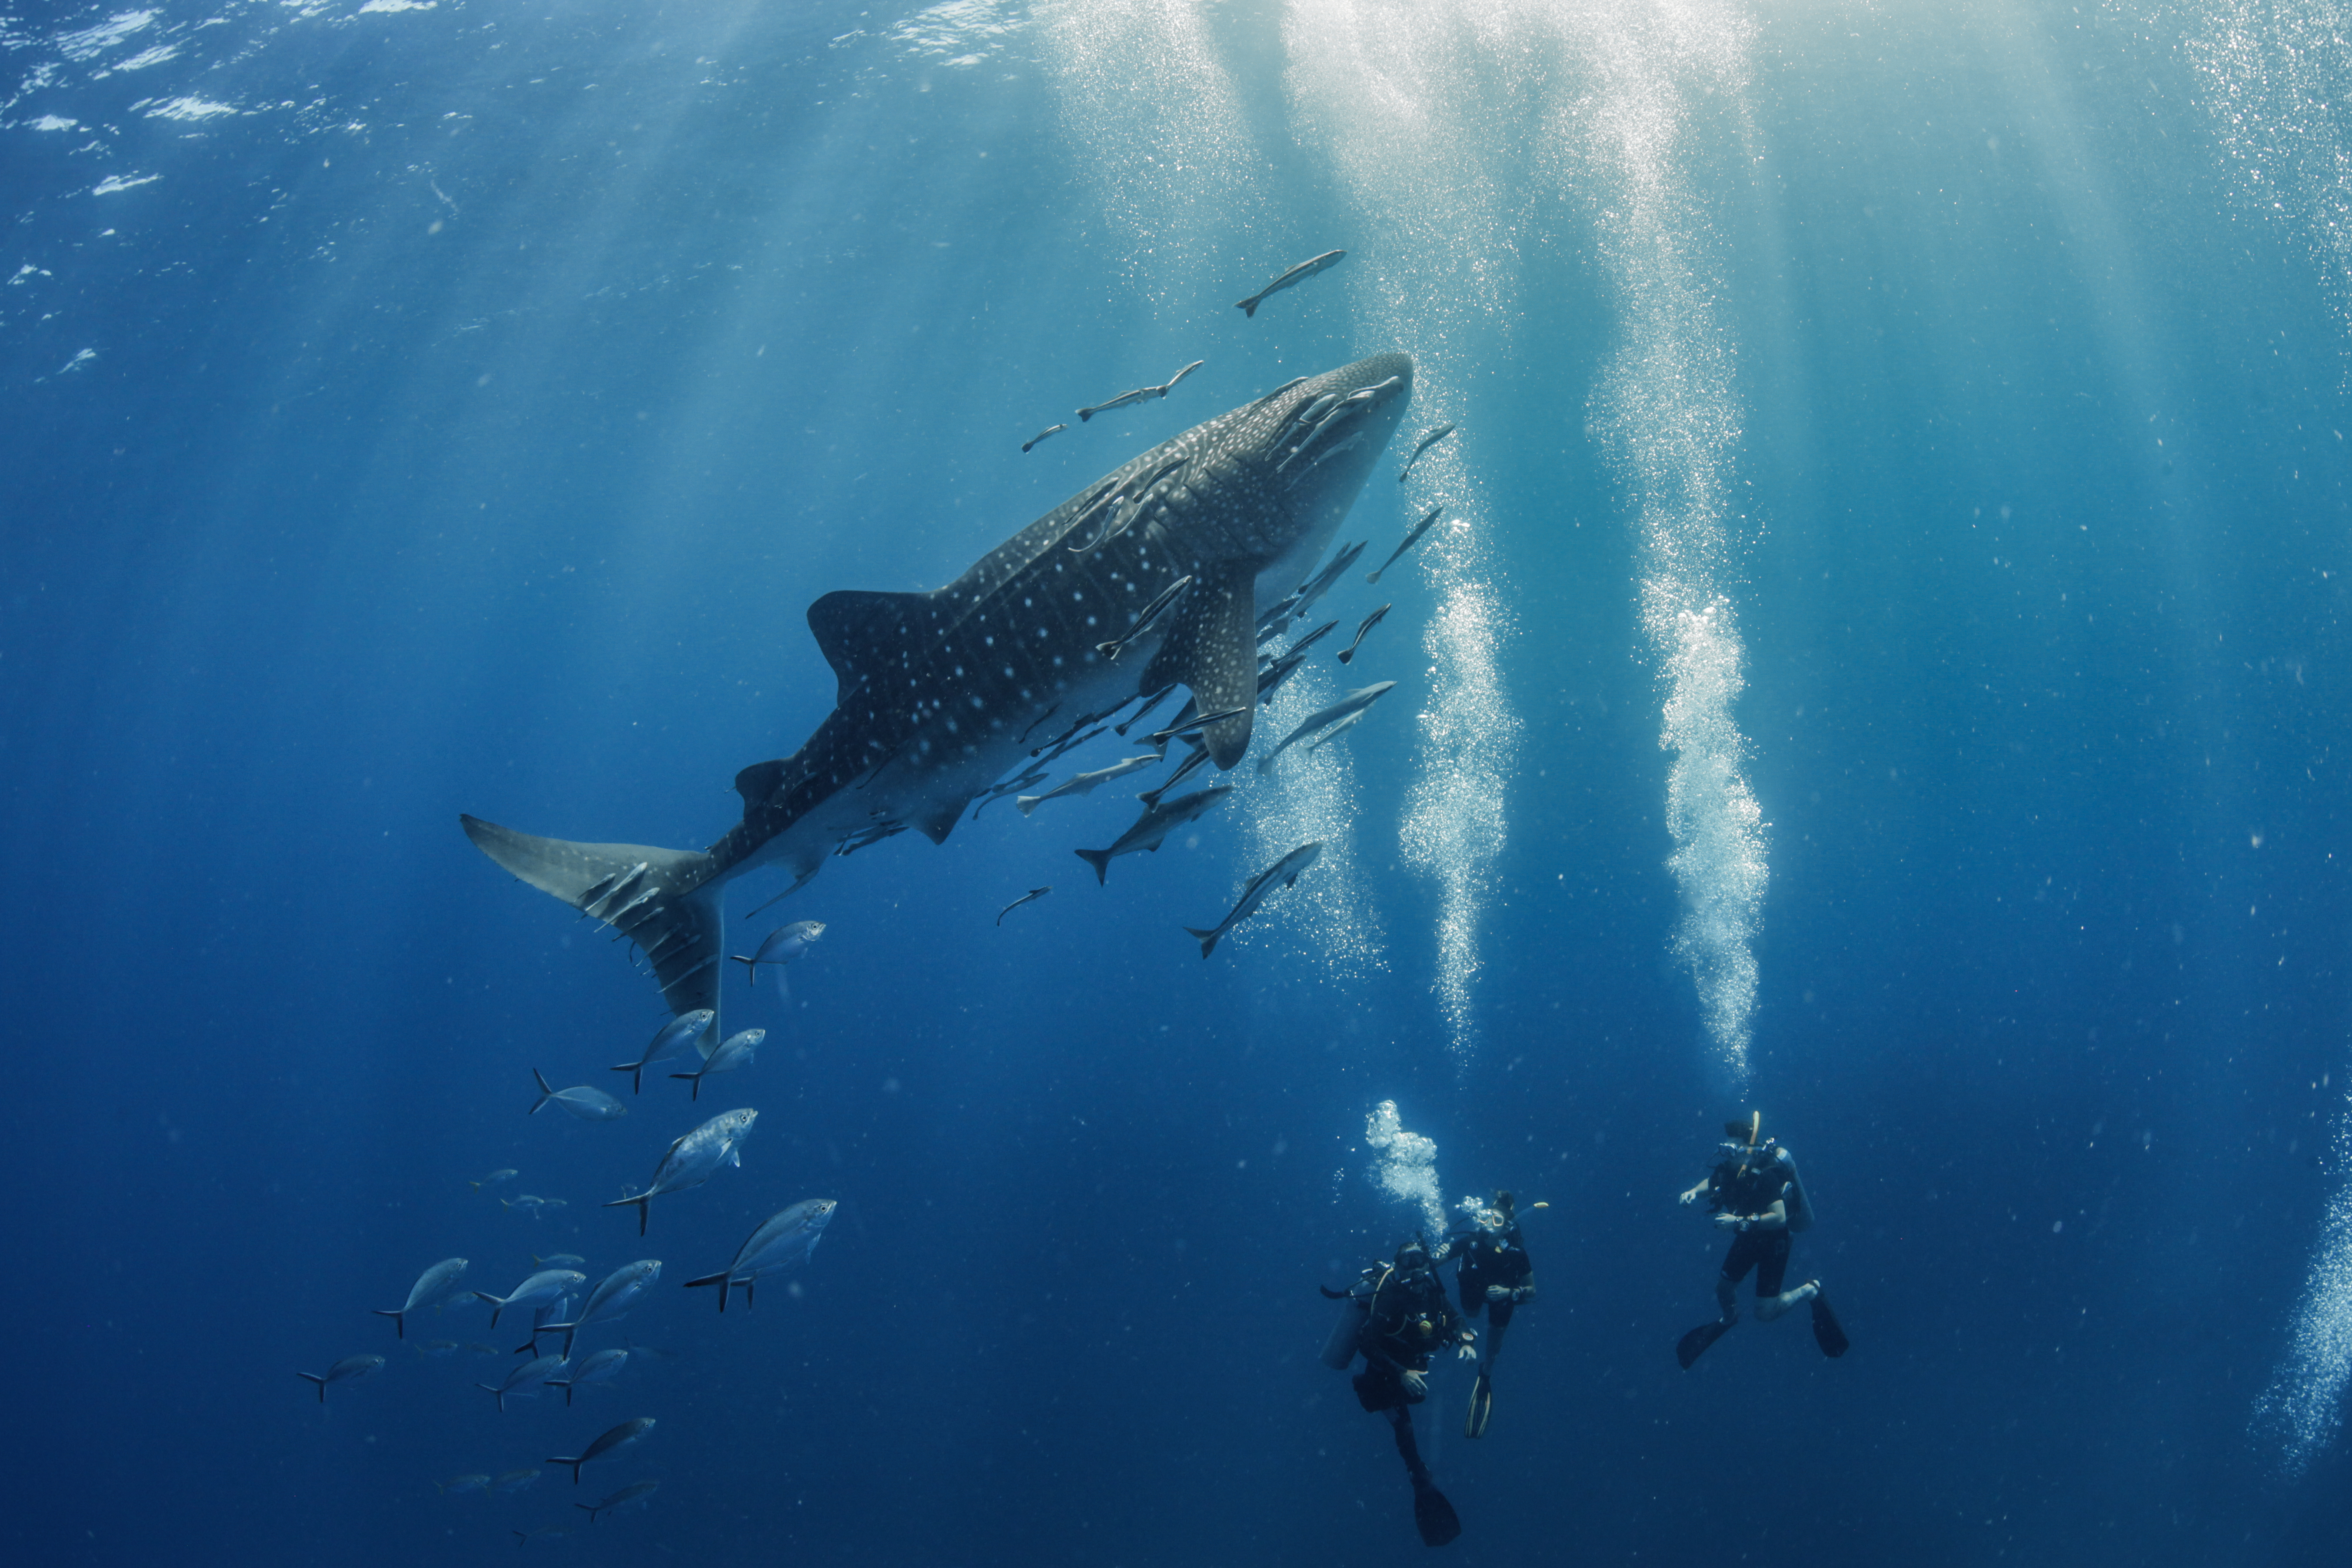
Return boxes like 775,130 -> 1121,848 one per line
1142,561 -> 1258,769
807,589 -> 939,708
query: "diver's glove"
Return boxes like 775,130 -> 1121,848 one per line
1713,1212 -> 1746,1231
1678,1185 -> 1704,1206
1486,1284 -> 1513,1302
1399,1369 -> 1428,1399
1510,1285 -> 1537,1304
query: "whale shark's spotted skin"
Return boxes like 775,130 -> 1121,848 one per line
462,352 -> 1412,1024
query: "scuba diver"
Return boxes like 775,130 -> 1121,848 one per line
1449,1190 -> 1538,1438
1674,1112 -> 1849,1369
1320,1237 -> 1475,1547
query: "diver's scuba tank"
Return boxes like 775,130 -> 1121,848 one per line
1319,1265 -> 1383,1369
1775,1144 -> 1816,1232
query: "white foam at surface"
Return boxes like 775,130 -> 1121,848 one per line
109,43 -> 182,71
143,96 -> 237,120
356,0 -> 436,12
30,115 -> 81,131
888,0 -> 1025,67
55,11 -> 155,62
91,173 -> 163,194
1363,1099 -> 1446,1240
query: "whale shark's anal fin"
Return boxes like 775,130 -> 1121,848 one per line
1141,561 -> 1258,769
460,815 -> 725,1023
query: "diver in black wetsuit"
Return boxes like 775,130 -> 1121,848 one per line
1450,1190 -> 1535,1438
1329,1238 -> 1475,1546
1674,1114 -> 1848,1369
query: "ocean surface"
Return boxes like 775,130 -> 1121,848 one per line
6,0 -> 2352,1562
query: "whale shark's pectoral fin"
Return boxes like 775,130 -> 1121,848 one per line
460,816 -> 726,1022
1141,562 -> 1258,769
808,588 -> 942,708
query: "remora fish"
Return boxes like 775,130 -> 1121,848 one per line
1015,755 -> 1162,817
474,1269 -> 587,1329
478,1353 -> 568,1413
1236,249 -> 1346,317
536,1260 -> 663,1358
683,1198 -> 838,1311
605,1109 -> 758,1235
549,1416 -> 656,1485
995,887 -> 1051,926
669,1028 -> 763,1100
1396,422 -> 1456,483
1094,574 -> 1194,661
1021,423 -> 1067,453
1184,841 -> 1324,957
296,1353 -> 385,1402
1074,786 -> 1234,885
1304,710 -> 1366,754
374,1258 -> 467,1339
1334,604 -> 1390,666
462,355 -> 1410,1032
1367,505 -> 1443,584
1077,360 -> 1205,423
726,922 -> 823,989
577,1480 -> 661,1524
610,1009 -> 715,1095
548,1347 -> 628,1405
1259,540 -> 1367,633
1256,682 -> 1398,775
530,1069 -> 627,1122
1135,747 -> 1211,810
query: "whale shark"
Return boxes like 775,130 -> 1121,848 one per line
461,351 -> 1413,1022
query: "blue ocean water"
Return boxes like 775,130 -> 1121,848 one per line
7,0 -> 2352,1561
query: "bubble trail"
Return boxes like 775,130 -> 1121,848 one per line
2252,1088 -> 2352,1474
1363,1098 -> 1447,1241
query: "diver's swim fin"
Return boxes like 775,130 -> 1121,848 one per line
1463,1371 -> 1493,1438
1413,1477 -> 1463,1547
1676,1317 -> 1733,1370
1809,1285 -> 1849,1358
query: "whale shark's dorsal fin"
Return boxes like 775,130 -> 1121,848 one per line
807,589 -> 940,707
735,758 -> 788,808
1142,561 -> 1258,768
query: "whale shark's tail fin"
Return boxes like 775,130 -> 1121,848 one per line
460,816 -> 726,1024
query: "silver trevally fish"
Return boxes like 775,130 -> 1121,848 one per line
296,1353 -> 385,1402
373,1257 -> 467,1339
478,1353 -> 569,1413
434,1473 -> 491,1497
727,921 -> 825,992
473,1268 -> 587,1328
1184,840 -> 1324,958
493,1468 -> 542,1495
1073,786 -> 1233,886
548,1416 -> 655,1485
415,1339 -> 462,1358
1255,682 -> 1397,775
534,1252 -> 588,1268
548,1347 -> 628,1405
576,1479 -> 660,1525
502,1194 -> 568,1218
469,1168 -> 519,1191
683,1198 -> 838,1312
605,1109 -> 757,1235
609,1009 -> 715,1095
530,1069 -> 627,1122
669,1029 -> 763,1100
536,1260 -> 662,1358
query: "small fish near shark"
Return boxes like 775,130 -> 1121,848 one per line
463,354 -> 1411,1028
1236,250 -> 1346,317
1185,841 -> 1324,957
